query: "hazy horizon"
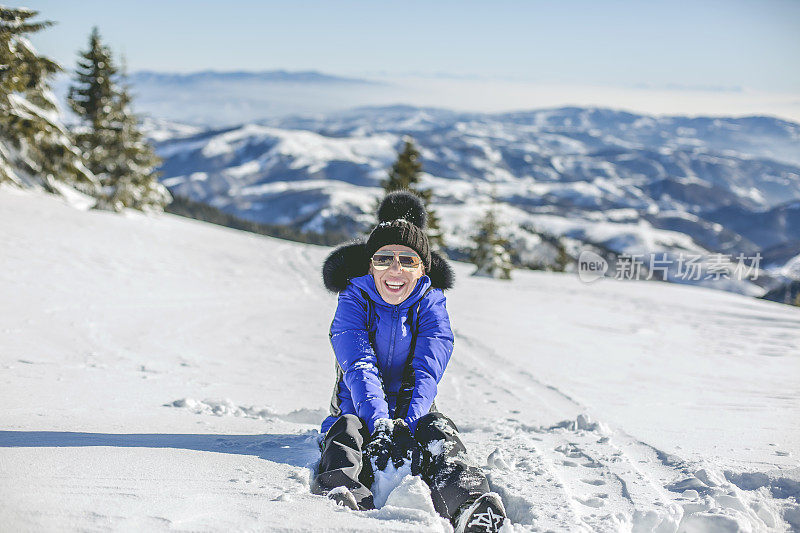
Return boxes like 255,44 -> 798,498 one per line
50,69 -> 800,125
26,0 -> 800,122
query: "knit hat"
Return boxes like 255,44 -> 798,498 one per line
365,191 -> 432,272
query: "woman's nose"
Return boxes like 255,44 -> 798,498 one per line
388,257 -> 402,272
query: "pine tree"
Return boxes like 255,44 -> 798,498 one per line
469,206 -> 513,280
382,138 -> 444,249
67,27 -> 118,180
99,64 -> 170,211
384,139 -> 422,191
68,28 -> 169,211
0,7 -> 97,192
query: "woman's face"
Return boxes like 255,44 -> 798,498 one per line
369,244 -> 425,305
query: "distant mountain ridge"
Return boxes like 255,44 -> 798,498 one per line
129,70 -> 376,85
150,105 -> 800,297
52,69 -> 388,126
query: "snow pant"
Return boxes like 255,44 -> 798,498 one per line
312,412 -> 490,522
311,413 -> 376,510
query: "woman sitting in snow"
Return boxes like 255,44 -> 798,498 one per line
313,191 -> 507,533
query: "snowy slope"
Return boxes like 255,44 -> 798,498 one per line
1,189 -> 799,532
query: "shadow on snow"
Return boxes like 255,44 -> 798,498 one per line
0,430 -> 322,468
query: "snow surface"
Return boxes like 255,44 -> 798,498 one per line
1,189 -> 799,531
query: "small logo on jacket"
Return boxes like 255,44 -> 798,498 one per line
577,250 -> 608,283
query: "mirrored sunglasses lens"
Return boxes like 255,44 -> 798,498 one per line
372,254 -> 394,268
398,255 -> 420,268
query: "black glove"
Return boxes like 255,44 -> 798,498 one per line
390,419 -> 416,468
364,419 -> 393,471
365,419 -> 420,472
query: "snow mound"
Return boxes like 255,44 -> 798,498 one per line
371,460 -> 414,509
166,398 -> 328,425
166,398 -> 276,420
486,448 -> 511,471
385,474 -> 438,515
550,413 -> 611,435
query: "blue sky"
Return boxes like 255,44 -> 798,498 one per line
23,0 -> 800,91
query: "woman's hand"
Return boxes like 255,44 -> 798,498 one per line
365,418 -> 419,472
364,418 -> 393,471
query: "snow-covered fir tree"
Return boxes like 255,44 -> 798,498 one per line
68,28 -> 169,211
99,65 -> 170,211
382,138 -> 444,249
469,205 -> 514,280
0,7 -> 97,193
67,27 -> 117,177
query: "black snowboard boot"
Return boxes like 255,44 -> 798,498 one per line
454,492 -> 507,533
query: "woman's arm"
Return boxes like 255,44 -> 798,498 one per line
404,289 -> 455,432
329,286 -> 390,433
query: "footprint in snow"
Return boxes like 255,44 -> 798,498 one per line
576,496 -> 605,508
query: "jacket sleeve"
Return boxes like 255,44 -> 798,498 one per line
329,285 -> 389,434
404,289 -> 454,433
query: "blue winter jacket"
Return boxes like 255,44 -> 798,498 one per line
320,273 -> 454,435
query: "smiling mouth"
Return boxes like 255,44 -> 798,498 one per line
384,280 -> 406,293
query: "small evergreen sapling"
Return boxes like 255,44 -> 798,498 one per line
469,206 -> 513,280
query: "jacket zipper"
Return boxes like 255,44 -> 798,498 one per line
387,305 -> 400,371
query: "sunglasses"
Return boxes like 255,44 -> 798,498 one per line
371,250 -> 422,271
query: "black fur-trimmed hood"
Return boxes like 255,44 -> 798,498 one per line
322,239 -> 455,293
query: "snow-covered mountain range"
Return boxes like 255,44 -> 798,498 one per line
150,105 -> 800,298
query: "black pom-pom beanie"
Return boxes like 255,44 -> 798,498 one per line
365,191 -> 431,271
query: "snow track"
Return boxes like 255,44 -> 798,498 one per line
448,329 -> 796,532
